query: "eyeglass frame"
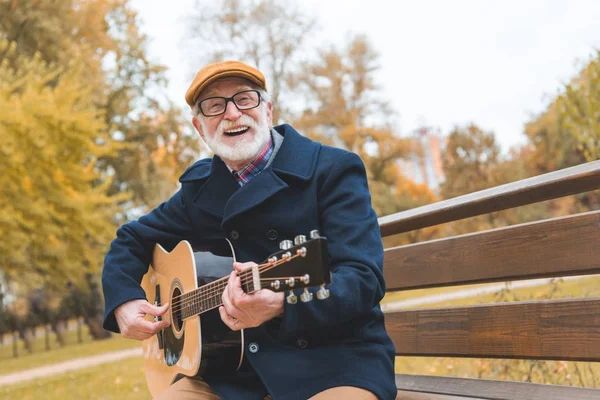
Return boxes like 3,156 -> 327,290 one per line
196,89 -> 263,117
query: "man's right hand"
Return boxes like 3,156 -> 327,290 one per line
114,299 -> 170,340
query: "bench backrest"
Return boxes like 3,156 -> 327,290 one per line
380,160 -> 600,399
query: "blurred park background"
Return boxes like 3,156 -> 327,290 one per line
0,0 -> 599,398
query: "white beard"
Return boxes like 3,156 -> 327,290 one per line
200,110 -> 271,162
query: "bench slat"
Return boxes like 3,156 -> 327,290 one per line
386,298 -> 600,361
385,210 -> 600,291
395,374 -> 600,400
378,160 -> 600,237
396,390 -> 479,399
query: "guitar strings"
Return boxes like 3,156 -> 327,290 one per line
169,267 -> 260,312
169,261 -> 281,316
168,253 -> 303,315
169,255 -> 297,314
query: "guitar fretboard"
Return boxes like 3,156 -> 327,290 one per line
177,271 -> 257,320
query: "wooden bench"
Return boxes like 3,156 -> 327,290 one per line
379,160 -> 600,399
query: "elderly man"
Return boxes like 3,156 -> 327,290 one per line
102,61 -> 396,399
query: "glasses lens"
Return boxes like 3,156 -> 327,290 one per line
199,90 -> 261,116
200,98 -> 226,116
233,91 -> 259,109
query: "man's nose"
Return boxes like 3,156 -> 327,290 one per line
223,100 -> 242,120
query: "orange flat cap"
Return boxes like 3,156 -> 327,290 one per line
185,60 -> 267,106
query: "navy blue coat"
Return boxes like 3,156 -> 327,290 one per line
102,124 -> 396,399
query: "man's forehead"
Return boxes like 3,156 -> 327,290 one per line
199,77 -> 258,99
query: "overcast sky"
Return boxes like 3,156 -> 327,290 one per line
131,0 -> 600,153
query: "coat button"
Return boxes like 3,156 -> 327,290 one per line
230,230 -> 239,240
248,342 -> 259,353
267,229 -> 278,241
296,338 -> 308,349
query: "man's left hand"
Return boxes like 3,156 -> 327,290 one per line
219,261 -> 284,331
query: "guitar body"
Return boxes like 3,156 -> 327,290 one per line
140,233 -> 331,398
141,240 -> 243,397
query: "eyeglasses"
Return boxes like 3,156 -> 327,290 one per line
197,90 -> 262,117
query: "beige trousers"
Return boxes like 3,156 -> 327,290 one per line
155,376 -> 378,400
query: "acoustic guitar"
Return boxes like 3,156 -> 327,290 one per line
140,230 -> 331,397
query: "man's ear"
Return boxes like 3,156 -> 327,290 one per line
192,117 -> 205,140
266,102 -> 273,126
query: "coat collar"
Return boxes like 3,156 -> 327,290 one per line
178,124 -> 321,224
270,124 -> 319,181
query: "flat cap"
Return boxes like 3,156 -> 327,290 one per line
185,60 -> 267,106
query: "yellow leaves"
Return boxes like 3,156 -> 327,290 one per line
21,176 -> 33,193
52,171 -> 65,185
556,52 -> 600,162
395,173 -> 437,204
0,42 -> 121,288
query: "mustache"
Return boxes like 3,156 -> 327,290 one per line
216,115 -> 259,137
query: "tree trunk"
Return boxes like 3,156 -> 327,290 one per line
86,316 -> 111,340
45,324 -> 51,350
12,331 -> 18,358
21,327 -> 34,353
77,317 -> 83,343
53,321 -> 67,346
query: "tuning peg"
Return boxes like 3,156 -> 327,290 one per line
296,247 -> 307,257
286,290 -> 298,304
279,240 -> 293,250
309,230 -> 320,239
294,235 -> 307,245
316,284 -> 330,300
300,288 -> 313,303
270,280 -> 281,290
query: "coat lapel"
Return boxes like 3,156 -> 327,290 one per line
179,156 -> 240,219
222,168 -> 288,226
222,124 -> 321,226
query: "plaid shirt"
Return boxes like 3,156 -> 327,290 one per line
231,136 -> 274,186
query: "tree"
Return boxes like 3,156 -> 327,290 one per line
187,0 -> 316,123
99,1 -> 200,211
557,50 -> 600,162
524,101 -> 586,174
0,40 -> 121,288
524,52 -> 600,213
293,35 -> 431,218
439,124 -> 551,235
1,0 -> 200,213
440,124 -> 501,199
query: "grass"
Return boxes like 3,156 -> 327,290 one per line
0,355 -> 150,400
0,326 -> 138,376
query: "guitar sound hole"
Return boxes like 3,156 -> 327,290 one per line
172,287 -> 184,332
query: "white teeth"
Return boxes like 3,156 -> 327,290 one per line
225,126 -> 248,134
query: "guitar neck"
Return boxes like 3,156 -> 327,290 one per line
169,235 -> 330,321
176,270 -> 259,320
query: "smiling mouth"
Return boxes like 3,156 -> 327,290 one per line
224,127 -> 250,137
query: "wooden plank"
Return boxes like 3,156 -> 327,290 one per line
386,298 -> 600,361
395,375 -> 600,400
384,210 -> 600,291
396,390 -> 479,399
378,160 -> 600,237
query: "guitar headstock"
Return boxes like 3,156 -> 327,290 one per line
257,230 -> 331,304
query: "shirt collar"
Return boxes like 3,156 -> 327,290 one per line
230,134 -> 274,186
